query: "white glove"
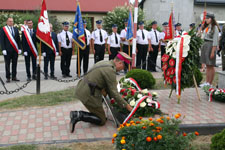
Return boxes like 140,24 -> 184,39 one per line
24,52 -> 28,56
2,50 -> 7,56
42,52 -> 46,57
56,52 -> 59,56
18,50 -> 22,54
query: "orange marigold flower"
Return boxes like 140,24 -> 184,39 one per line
156,130 -> 160,133
160,116 -> 164,119
195,131 -> 199,136
121,139 -> 126,144
146,137 -> 152,142
126,123 -> 131,127
153,137 -> 158,141
112,138 -> 115,144
113,133 -> 117,138
150,123 -> 154,126
142,126 -> 147,130
160,120 -> 164,124
183,132 -> 187,136
157,135 -> 162,140
132,123 -> 136,126
175,114 -> 180,119
122,136 -> 126,140
123,123 -> 127,126
149,118 -> 153,121
136,121 -> 141,124
139,117 -> 143,120
156,118 -> 162,122
132,144 -> 135,147
122,149 -> 126,150
177,113 -> 181,117
166,117 -> 170,120
130,120 -> 134,124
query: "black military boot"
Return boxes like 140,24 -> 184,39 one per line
70,111 -> 102,133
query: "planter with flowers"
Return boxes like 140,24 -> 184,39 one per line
202,85 -> 225,102
112,114 -> 199,150
162,30 -> 203,103
110,78 -> 161,124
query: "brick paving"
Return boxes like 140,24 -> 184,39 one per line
0,88 -> 225,145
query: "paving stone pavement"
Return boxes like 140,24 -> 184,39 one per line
0,88 -> 225,146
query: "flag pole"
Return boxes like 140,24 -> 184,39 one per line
132,0 -> 138,69
128,42 -> 131,71
78,47 -> 80,77
37,41 -> 41,94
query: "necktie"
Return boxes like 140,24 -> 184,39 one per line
142,30 -> 145,40
84,30 -> 87,44
66,31 -> 69,46
115,33 -> 118,44
30,29 -> 33,37
11,27 -> 14,37
154,30 -> 158,43
100,30 -> 103,42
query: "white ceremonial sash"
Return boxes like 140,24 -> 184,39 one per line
3,26 -> 19,53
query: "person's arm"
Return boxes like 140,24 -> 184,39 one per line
105,32 -> 108,52
72,42 -> 75,55
0,28 -> 6,52
211,26 -> 219,59
21,32 -> 26,52
107,37 -> 111,55
57,34 -> 62,56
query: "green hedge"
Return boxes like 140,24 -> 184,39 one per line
211,128 -> 225,150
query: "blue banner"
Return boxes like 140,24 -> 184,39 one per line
126,10 -> 133,41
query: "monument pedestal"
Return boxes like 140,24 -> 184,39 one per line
218,71 -> 225,89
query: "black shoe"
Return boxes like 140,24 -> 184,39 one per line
70,111 -> 80,133
44,76 -> 48,80
27,78 -> 32,81
50,75 -> 57,80
32,75 -> 36,80
12,78 -> 20,81
62,74 -> 67,78
6,78 -> 10,83
67,74 -> 72,77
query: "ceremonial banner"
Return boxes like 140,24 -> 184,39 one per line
2,26 -> 19,53
21,25 -> 38,58
126,10 -> 133,42
36,0 -> 53,49
202,10 -> 207,25
72,1 -> 86,50
164,12 -> 174,40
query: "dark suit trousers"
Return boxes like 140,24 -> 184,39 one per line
24,52 -> 37,78
44,53 -> 55,76
148,45 -> 159,71
77,45 -> 90,74
94,44 -> 105,63
4,51 -> 18,79
61,48 -> 72,75
161,45 -> 166,68
136,44 -> 148,70
123,44 -> 132,72
109,47 -> 120,60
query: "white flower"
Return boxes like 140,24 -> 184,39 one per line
146,98 -> 152,103
141,89 -> 148,94
152,92 -> 158,97
140,102 -> 146,107
130,100 -> 136,107
137,94 -> 143,99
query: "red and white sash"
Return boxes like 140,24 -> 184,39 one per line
22,25 -> 38,58
3,26 -> 19,53
51,38 -> 56,56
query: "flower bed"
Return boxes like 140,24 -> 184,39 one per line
110,78 -> 161,123
112,114 -> 199,150
202,85 -> 225,102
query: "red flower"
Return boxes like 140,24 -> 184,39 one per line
162,62 -> 168,71
110,98 -> 115,104
166,69 -> 171,76
195,132 -> 199,136
183,132 -> 187,136
123,92 -> 128,96
131,89 -> 136,96
167,67 -> 175,75
209,88 -> 214,92
169,58 -> 175,67
162,54 -> 170,62
120,89 -> 126,93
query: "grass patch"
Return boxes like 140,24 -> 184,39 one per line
0,88 -> 76,110
0,145 -> 37,150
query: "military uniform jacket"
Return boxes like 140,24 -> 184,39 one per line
75,60 -> 128,108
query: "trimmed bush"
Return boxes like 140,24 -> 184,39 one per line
125,69 -> 156,89
211,129 -> 225,150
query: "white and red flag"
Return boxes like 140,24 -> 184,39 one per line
36,0 -> 53,49
164,12 -> 174,41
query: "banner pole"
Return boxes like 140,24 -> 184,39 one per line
128,43 -> 131,71
37,41 -> 41,94
78,47 -> 80,77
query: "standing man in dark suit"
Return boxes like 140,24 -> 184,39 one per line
22,20 -> 38,81
42,23 -> 58,80
77,20 -> 91,75
148,21 -> 161,72
0,17 -> 21,82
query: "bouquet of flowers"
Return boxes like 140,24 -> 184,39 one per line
202,85 -> 225,102
162,30 -> 203,103
110,78 -> 161,119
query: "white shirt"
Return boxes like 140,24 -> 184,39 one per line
136,29 -> 150,45
120,28 -> 129,45
57,30 -> 73,49
84,28 -> 91,46
107,32 -> 121,48
91,28 -> 108,45
149,29 -> 161,45
160,32 -> 166,46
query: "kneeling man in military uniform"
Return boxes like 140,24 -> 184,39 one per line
70,52 -> 133,133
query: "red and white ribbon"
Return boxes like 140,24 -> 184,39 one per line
22,25 -> 38,58
123,96 -> 148,123
3,26 -> 19,53
52,39 -> 57,56
175,36 -> 184,98
148,101 -> 160,109
124,78 -> 142,91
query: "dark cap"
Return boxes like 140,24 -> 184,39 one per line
162,22 -> 168,26
124,19 -> 128,23
83,20 -> 87,24
96,20 -> 102,24
175,23 -> 182,27
62,21 -> 69,26
206,13 -> 215,19
112,24 -> 118,28
151,21 -> 157,25
138,21 -> 144,25
189,23 -> 195,27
